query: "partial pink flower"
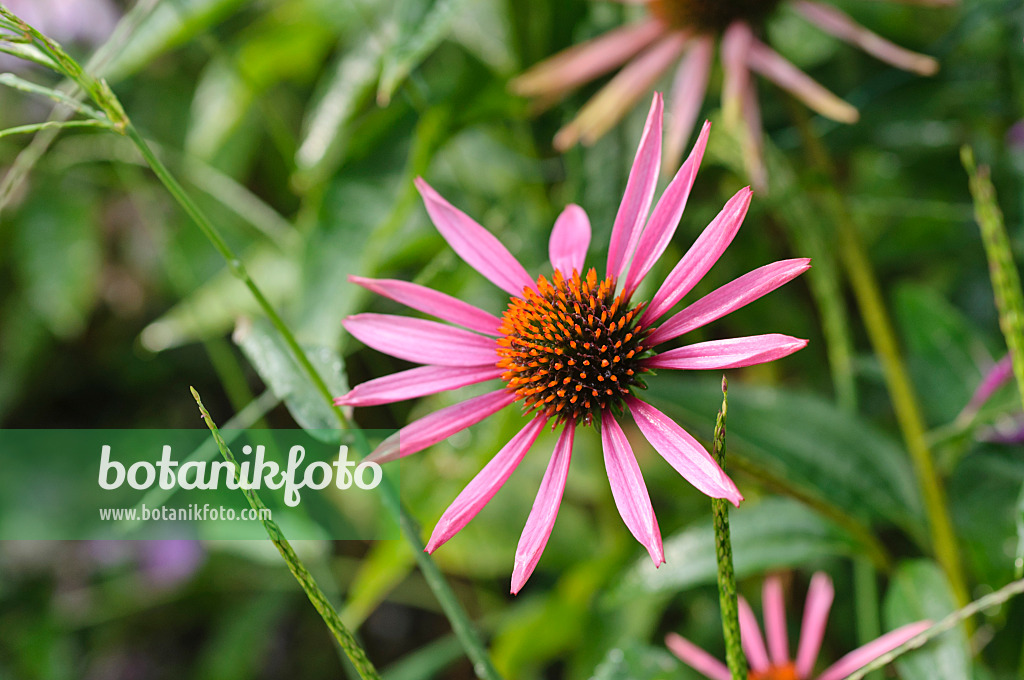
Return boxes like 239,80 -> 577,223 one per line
666,572 -> 932,680
511,0 -> 944,185
337,93 -> 809,593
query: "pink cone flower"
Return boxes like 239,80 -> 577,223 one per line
667,572 -> 931,680
511,0 -> 945,186
336,93 -> 809,594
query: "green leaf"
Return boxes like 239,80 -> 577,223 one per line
340,539 -> 415,630
11,189 -> 102,338
883,560 -> 972,680
0,73 -> 107,119
590,642 -> 680,680
233,317 -> 348,437
646,378 -> 927,540
377,0 -> 474,105
293,32 -> 385,191
614,497 -> 861,597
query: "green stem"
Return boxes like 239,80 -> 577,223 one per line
789,109 -> 970,612
711,377 -> 747,680
191,387 -> 382,680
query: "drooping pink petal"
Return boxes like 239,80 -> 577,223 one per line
647,258 -> 811,346
644,334 -> 808,370
795,572 -> 835,678
815,621 -> 932,680
665,36 -> 713,172
605,93 -> 664,280
741,76 -> 768,192
425,416 -> 548,553
549,205 -> 591,276
721,22 -> 753,129
415,178 -> 534,297
334,364 -> 503,407
344,313 -> 498,366
555,32 -> 686,151
794,1 -> 939,75
511,422 -> 575,595
738,596 -> 771,672
763,576 -> 790,665
350,276 -> 502,335
600,410 -> 664,565
746,38 -> 859,123
510,20 -> 664,99
368,389 -> 516,464
665,633 -> 732,680
623,121 -> 711,294
626,397 -> 741,505
962,353 -> 1013,418
642,187 -> 753,325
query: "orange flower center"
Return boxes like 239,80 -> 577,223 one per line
647,0 -> 783,33
496,269 -> 650,426
749,662 -> 800,680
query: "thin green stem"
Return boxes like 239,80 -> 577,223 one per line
711,377 -> 747,680
191,388 -> 382,680
789,108 -> 969,611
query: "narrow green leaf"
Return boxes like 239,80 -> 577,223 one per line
615,497 -> 861,598
377,0 -> 474,105
883,560 -> 972,680
234,318 -> 348,438
0,73 -> 107,119
0,119 -> 113,139
340,539 -> 416,630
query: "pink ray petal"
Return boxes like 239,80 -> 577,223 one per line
794,1 -> 938,75
415,178 -> 534,297
344,313 -> 498,366
816,621 -> 932,680
623,120 -> 711,294
605,93 -> 664,281
721,22 -> 753,129
738,596 -> 771,672
600,410 -> 664,565
626,397 -> 741,504
962,353 -> 1013,418
763,576 -> 790,665
741,76 -> 768,193
334,364 -> 503,407
425,416 -> 548,553
747,38 -> 859,124
642,187 -> 753,325
665,633 -> 731,680
368,389 -> 516,464
511,422 -> 575,595
796,572 -> 835,678
665,36 -> 713,172
549,204 -> 592,276
510,20 -> 664,99
555,32 -> 687,151
647,258 -> 811,346
644,334 -> 808,370
350,276 -> 502,335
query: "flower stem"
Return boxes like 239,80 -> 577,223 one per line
190,387 -> 382,680
788,108 -> 970,612
711,376 -> 748,680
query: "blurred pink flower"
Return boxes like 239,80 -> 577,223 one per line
337,93 -> 809,593
512,0 -> 945,186
667,572 -> 931,680
2,0 -> 118,46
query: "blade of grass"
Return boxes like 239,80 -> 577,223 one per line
190,387 -> 382,680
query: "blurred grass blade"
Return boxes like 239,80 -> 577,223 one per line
190,388 -> 382,680
962,146 -> 1024,415
341,540 -> 416,630
0,120 -> 114,139
294,32 -> 386,191
0,73 -> 107,119
1016,482 -> 1024,579
383,635 -> 467,680
377,0 -> 473,105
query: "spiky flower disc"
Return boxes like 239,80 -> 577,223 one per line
496,269 -> 650,425
648,0 -> 783,32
